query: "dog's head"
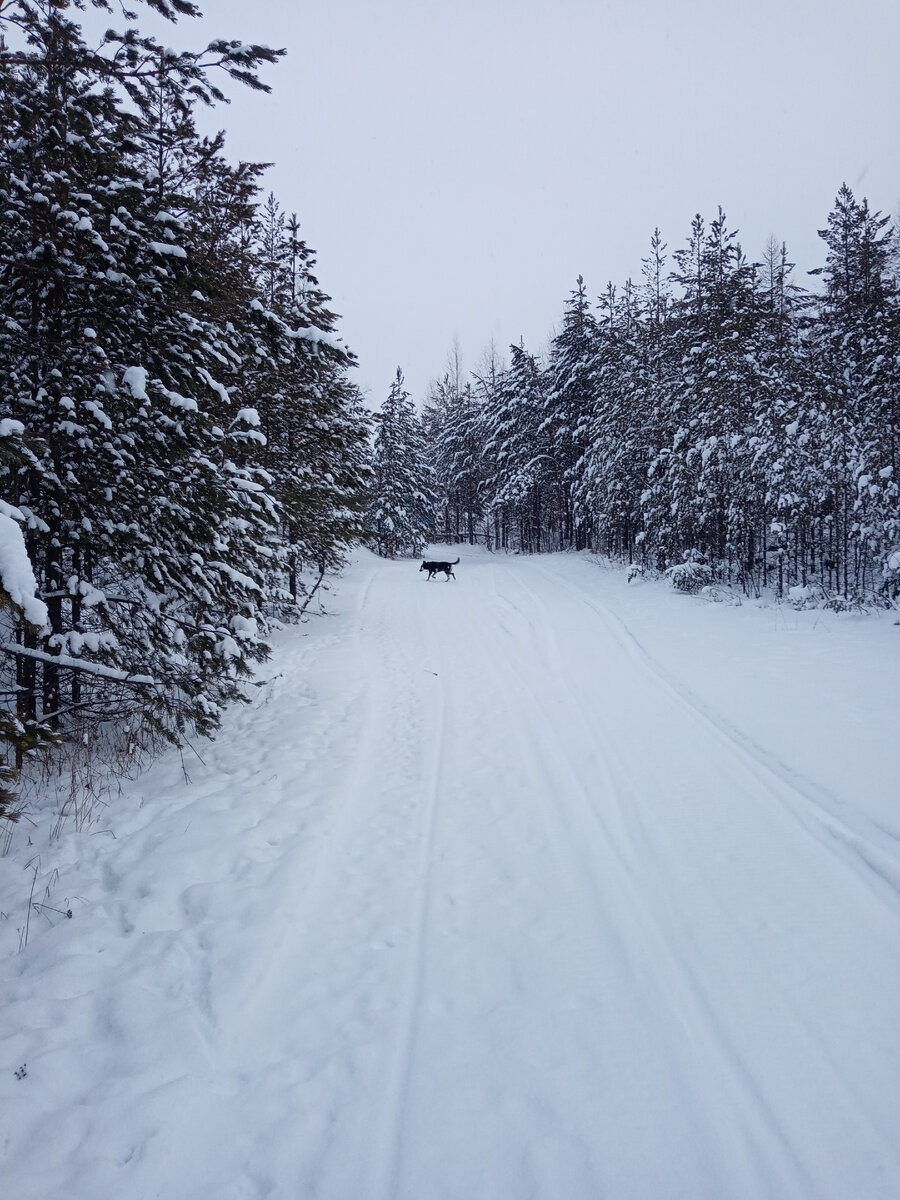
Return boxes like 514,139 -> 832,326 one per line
419,561 -> 427,571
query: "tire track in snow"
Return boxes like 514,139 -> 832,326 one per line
148,562 -> 450,1199
488,563 -> 821,1199
197,561 -> 453,1199
212,564 -> 386,1023
372,579 -> 448,1200
501,559 -> 900,1188
523,558 -> 900,908
153,566 -> 401,1190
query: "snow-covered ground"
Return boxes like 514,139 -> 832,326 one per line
2,546 -> 899,1200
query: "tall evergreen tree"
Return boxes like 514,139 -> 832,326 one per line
368,370 -> 436,558
578,280 -> 647,561
482,343 -> 555,552
807,185 -> 899,595
423,348 -> 486,545
243,195 -> 372,607
544,276 -> 600,548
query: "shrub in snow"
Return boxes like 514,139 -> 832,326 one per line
822,591 -> 875,614
787,585 -> 824,609
701,585 -> 742,606
665,551 -> 712,594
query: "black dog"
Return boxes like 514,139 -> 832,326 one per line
420,557 -> 459,581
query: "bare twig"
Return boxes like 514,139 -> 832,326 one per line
19,863 -> 38,952
298,567 -> 327,618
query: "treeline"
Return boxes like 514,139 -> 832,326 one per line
423,192 -> 900,602
0,0 -> 372,814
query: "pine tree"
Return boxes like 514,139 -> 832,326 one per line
652,210 -> 764,575
744,239 -> 808,596
241,195 -> 372,608
579,280 -> 648,561
544,276 -> 600,549
482,343 -> 554,552
368,370 -> 436,558
807,185 -> 899,597
423,345 -> 486,545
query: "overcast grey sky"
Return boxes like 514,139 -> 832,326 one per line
123,1 -> 900,403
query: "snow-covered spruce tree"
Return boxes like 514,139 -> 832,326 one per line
543,276 -> 601,549
572,279 -> 650,562
736,238 -> 811,598
598,230 -> 674,570
805,185 -> 899,600
422,349 -> 486,546
0,0 -> 284,772
243,196 -> 373,611
481,342 -> 556,552
641,210 -> 769,580
368,370 -> 436,558
466,343 -> 506,549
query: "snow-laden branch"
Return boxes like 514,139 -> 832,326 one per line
0,512 -> 49,628
248,298 -> 346,353
0,642 -> 155,686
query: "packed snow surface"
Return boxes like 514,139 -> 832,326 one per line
3,547 -> 900,1199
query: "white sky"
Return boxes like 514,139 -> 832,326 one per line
103,1 -> 900,403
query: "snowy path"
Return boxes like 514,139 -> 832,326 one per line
3,548 -> 900,1199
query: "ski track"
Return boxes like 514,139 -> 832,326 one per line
3,547 -> 900,1200
492,563 -> 897,1196
372,583 -> 447,1200
488,566 -> 812,1197
523,556 -> 900,907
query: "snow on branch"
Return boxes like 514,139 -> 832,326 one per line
291,324 -> 346,352
149,241 -> 188,259
0,513 -> 49,629
247,298 -> 346,353
0,642 -> 155,686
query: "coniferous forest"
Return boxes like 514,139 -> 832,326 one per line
420,199 -> 900,606
0,0 -> 372,812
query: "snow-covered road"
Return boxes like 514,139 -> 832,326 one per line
3,547 -> 900,1199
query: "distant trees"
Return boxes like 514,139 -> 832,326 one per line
422,345 -> 486,546
481,342 -> 556,553
421,187 -> 900,605
368,369 -> 435,558
0,0 -> 371,813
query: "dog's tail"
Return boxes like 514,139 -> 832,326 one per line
452,558 -> 460,565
